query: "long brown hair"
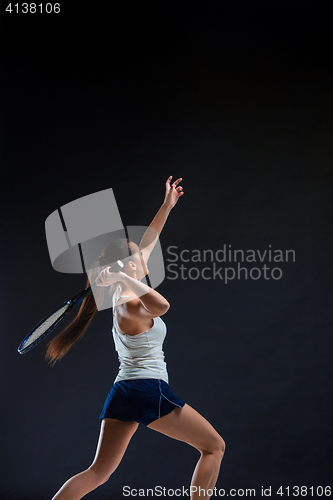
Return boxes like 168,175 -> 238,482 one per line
45,238 -> 133,366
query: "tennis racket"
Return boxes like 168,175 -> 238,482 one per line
17,260 -> 124,355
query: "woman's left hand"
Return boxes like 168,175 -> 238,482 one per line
163,176 -> 184,209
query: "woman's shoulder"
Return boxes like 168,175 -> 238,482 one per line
114,297 -> 162,335
121,297 -> 161,320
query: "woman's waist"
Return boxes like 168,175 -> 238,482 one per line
115,363 -> 169,384
118,354 -> 167,368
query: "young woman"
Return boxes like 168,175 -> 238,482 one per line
48,176 -> 225,500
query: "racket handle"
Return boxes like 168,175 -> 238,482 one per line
90,260 -> 125,292
109,260 -> 124,270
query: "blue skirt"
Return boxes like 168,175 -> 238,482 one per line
99,378 -> 186,426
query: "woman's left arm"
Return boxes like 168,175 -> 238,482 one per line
139,176 -> 184,261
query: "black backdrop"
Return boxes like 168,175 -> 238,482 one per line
1,2 -> 332,499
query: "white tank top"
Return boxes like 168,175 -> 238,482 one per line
112,295 -> 169,384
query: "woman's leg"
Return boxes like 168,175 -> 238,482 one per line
147,404 -> 225,500
51,418 -> 139,500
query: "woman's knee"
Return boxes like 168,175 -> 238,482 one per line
88,464 -> 113,487
200,433 -> 226,459
219,436 -> 226,458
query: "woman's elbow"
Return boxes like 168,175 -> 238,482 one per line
160,301 -> 170,315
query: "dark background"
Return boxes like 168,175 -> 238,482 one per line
1,1 -> 332,499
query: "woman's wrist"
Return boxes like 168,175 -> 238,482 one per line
120,273 -> 169,312
162,201 -> 173,213
120,274 -> 152,298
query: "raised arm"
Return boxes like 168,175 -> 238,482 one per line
96,269 -> 170,316
139,176 -> 184,262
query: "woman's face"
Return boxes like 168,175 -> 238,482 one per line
128,242 -> 148,280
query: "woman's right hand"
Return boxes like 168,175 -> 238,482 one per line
96,268 -> 126,287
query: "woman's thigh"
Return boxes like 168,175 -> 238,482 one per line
89,418 -> 139,479
147,404 -> 225,454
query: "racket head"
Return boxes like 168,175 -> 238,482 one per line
17,299 -> 76,354
18,285 -> 94,355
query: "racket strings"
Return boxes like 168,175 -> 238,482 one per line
22,304 -> 70,348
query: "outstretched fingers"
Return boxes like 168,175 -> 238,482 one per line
172,177 -> 182,188
166,175 -> 173,188
165,175 -> 185,205
171,177 -> 184,197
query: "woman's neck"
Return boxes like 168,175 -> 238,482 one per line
118,282 -> 134,297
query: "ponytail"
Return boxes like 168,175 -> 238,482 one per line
45,263 -> 105,367
45,238 -> 133,366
